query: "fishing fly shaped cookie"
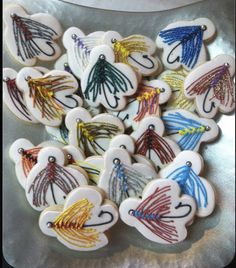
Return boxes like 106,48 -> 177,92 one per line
63,27 -> 105,79
131,116 -> 181,170
65,107 -> 124,157
159,69 -> 196,112
184,54 -> 235,118
81,45 -> 138,111
102,31 -> 160,76
25,147 -> 88,211
3,68 -> 38,123
162,109 -> 219,151
158,150 -> 215,217
156,18 -> 216,71
3,4 -> 62,66
112,79 -> 171,129
119,179 -> 196,244
9,138 -> 64,189
39,186 -> 119,251
98,147 -> 158,205
16,67 -> 83,126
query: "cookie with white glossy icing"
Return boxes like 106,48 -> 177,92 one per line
65,107 -> 124,156
16,68 -> 83,126
184,54 -> 235,118
156,18 -> 215,71
158,151 -> 215,217
25,147 -> 88,211
39,186 -> 118,251
119,178 -> 196,244
81,45 -> 138,111
4,4 -> 62,66
98,147 -> 158,205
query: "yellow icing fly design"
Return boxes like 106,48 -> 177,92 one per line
112,35 -> 149,70
27,75 -> 74,120
178,126 -> 205,135
160,70 -> 195,111
49,198 -> 100,248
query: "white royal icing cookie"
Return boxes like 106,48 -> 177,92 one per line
3,4 -> 62,66
16,68 -> 83,126
158,151 -> 215,217
81,44 -> 138,111
39,186 -> 119,251
158,69 -> 196,112
156,18 -> 216,71
3,68 -> 38,123
131,116 -> 181,170
9,138 -> 64,189
102,31 -> 159,76
98,147 -> 158,205
119,178 -> 196,244
25,147 -> 88,211
63,27 -> 105,79
65,107 -> 125,156
184,54 -> 235,118
111,79 -> 171,128
162,109 -> 219,151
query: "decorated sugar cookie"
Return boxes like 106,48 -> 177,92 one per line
131,116 -> 181,170
109,134 -> 155,167
39,186 -> 118,251
3,4 -> 62,66
9,138 -> 64,189
3,68 -> 38,123
158,151 -> 215,217
119,179 -> 196,244
81,45 -> 138,111
63,27 -> 105,79
159,69 -> 196,112
184,54 -> 235,118
98,147 -> 158,205
16,68 -> 83,126
65,107 -> 124,156
162,109 -> 219,151
102,31 -> 159,76
156,18 -> 215,71
112,79 -> 171,128
25,147 -> 88,211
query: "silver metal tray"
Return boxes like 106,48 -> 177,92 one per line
3,0 -> 235,267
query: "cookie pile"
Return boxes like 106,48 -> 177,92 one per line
3,4 -> 235,250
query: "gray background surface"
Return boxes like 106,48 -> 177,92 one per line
3,0 -> 235,267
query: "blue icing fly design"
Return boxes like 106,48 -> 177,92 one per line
166,161 -> 208,208
159,25 -> 205,69
162,111 -> 209,150
108,158 -> 153,205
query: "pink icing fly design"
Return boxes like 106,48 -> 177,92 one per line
128,184 -> 192,243
185,63 -> 234,114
